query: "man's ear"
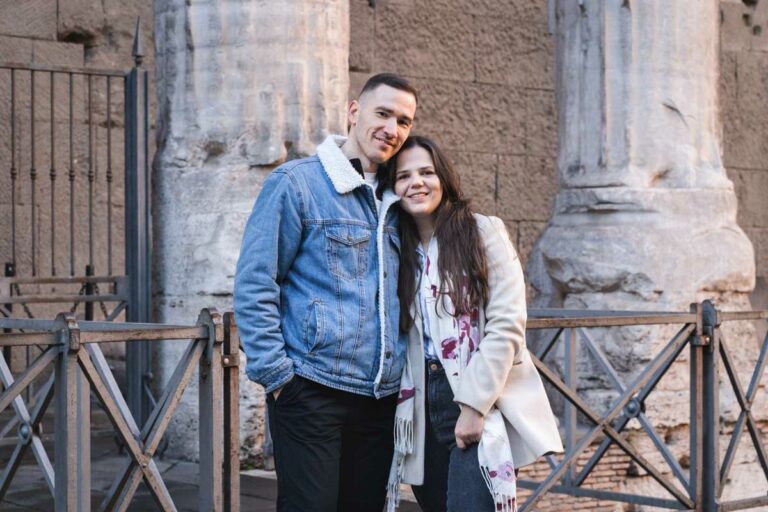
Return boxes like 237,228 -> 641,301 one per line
347,99 -> 360,127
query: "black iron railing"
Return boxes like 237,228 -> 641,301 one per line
0,310 -> 240,511
519,302 -> 768,511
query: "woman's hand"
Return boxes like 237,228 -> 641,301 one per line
455,405 -> 484,450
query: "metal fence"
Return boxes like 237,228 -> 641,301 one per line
2,302 -> 767,511
0,309 -> 240,511
519,301 -> 768,512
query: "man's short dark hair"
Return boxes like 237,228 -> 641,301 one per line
359,73 -> 418,105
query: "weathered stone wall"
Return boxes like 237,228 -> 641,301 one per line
350,0 -> 767,303
350,0 -> 557,274
721,0 -> 768,310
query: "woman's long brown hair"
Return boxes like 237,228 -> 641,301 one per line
383,136 -> 490,332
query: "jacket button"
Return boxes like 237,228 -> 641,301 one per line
347,235 -> 353,241
385,351 -> 392,359
430,363 -> 438,371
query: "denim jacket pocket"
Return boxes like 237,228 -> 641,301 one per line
325,224 -> 371,280
303,300 -> 326,353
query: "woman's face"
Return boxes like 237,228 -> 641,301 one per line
394,145 -> 444,222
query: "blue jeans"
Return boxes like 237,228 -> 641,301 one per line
411,360 -> 495,511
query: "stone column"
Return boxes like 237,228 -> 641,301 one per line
529,0 -> 754,312
153,0 -> 349,461
527,0 -> 757,501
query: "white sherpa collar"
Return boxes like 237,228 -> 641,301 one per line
317,135 -> 366,194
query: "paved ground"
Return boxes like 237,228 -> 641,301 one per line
0,434 -> 421,511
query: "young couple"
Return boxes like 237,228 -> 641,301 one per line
234,73 -> 562,512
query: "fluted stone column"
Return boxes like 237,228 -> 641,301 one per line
528,0 -> 757,501
529,0 -> 754,312
153,0 -> 349,461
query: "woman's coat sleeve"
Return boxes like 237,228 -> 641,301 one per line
453,216 -> 527,416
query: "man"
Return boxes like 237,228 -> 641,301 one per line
234,73 -> 418,511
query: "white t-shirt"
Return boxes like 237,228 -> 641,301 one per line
364,172 -> 381,209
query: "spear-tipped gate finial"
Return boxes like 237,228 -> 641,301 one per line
132,17 -> 144,67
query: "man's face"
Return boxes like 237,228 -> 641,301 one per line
347,85 -> 417,165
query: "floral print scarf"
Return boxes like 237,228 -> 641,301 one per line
386,242 -> 517,512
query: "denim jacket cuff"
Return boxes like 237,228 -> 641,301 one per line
261,359 -> 295,394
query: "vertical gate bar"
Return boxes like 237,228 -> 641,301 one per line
199,309 -> 224,511
689,302 -> 704,509
54,314 -> 90,511
50,72 -> 57,277
563,327 -> 577,484
10,69 -> 17,267
68,73 -> 75,277
701,300 -> 719,511
125,20 -> 152,427
2,264 -> 13,375
87,74 -> 94,271
85,264 -> 94,321
30,70 -> 37,277
106,76 -> 113,276
223,313 -> 241,512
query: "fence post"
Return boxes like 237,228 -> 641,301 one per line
84,264 -> 94,321
125,17 -> 152,428
1,263 -> 13,384
223,312 -> 241,512
198,308 -> 224,511
689,300 -> 719,511
53,313 -> 90,512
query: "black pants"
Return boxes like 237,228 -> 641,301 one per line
266,376 -> 398,512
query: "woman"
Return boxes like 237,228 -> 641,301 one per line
384,136 -> 563,512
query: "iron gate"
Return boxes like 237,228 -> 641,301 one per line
0,21 -> 152,427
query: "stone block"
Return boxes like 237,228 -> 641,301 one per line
720,2 -> 755,53
446,150 -> 497,215
58,0 -> 106,39
724,51 -> 768,169
720,51 -> 738,122
497,155 -> 556,221
475,17 -> 554,90
522,88 -> 557,158
349,71 -> 370,104
375,2 -> 474,81
729,168 -> 768,228
421,0 -> 547,20
32,40 -> 84,67
736,51 -> 768,116
0,35 -> 33,63
0,0 -> 57,39
412,80 -> 529,155
350,0 -> 374,72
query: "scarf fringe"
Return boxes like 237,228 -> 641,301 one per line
387,417 -> 413,511
385,453 -> 404,512
393,417 -> 413,454
481,467 -> 518,512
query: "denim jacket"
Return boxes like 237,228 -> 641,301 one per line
234,135 -> 406,398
